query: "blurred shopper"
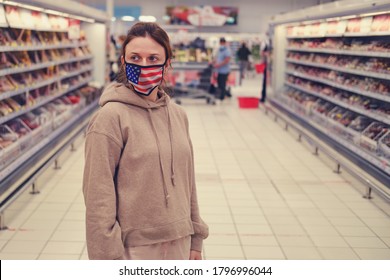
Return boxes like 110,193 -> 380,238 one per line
83,22 -> 208,260
236,42 -> 251,85
213,37 -> 232,101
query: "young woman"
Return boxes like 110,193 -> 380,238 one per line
82,22 -> 209,260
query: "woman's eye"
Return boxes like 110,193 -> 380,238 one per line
149,56 -> 158,62
130,55 -> 139,61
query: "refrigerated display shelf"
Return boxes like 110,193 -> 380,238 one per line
0,98 -> 99,207
286,47 -> 390,58
286,58 -> 390,81
0,77 -> 93,124
269,97 -> 390,188
0,55 -> 93,76
0,66 -> 93,101
285,81 -> 390,125
0,41 -> 88,52
285,69 -> 390,103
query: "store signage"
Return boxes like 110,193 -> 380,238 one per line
165,5 -> 238,26
0,4 -> 7,27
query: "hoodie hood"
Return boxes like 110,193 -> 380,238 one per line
99,81 -> 170,109
99,81 -> 175,206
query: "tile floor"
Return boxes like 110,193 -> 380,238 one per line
0,77 -> 389,260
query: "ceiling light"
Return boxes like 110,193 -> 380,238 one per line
121,16 -> 135,21
139,15 -> 156,22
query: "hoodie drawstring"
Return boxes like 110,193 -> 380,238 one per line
147,106 -> 175,207
166,106 -> 176,187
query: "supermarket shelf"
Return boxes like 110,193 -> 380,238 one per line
286,47 -> 390,58
0,77 -> 93,125
286,31 -> 390,39
285,70 -> 390,103
269,96 -> 390,192
0,99 -> 98,211
286,58 -> 390,81
285,82 -> 390,126
0,41 -> 89,52
0,55 -> 93,76
0,66 -> 93,102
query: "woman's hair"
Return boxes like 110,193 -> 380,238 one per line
116,22 -> 173,93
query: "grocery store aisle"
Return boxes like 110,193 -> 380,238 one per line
0,77 -> 389,260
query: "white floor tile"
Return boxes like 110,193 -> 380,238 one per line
335,226 -> 376,237
276,236 -> 314,247
317,247 -> 360,260
205,245 -> 245,259
353,248 -> 390,260
282,247 -> 322,259
242,246 -> 285,260
38,254 -> 80,260
2,240 -> 46,254
41,241 -> 85,255
344,236 -> 388,249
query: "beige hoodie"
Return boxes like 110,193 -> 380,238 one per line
83,82 -> 209,260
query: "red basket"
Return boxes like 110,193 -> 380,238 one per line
255,63 -> 265,73
238,97 -> 259,108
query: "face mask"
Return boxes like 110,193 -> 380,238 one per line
125,62 -> 165,96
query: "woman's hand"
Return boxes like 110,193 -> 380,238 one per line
189,250 -> 202,260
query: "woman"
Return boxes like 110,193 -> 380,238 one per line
82,22 -> 209,260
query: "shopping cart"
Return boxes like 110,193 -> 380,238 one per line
170,64 -> 216,105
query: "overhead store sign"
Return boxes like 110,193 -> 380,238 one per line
165,5 -> 238,26
93,4 -> 141,21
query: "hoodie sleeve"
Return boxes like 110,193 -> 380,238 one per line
184,113 -> 209,252
82,111 -> 124,260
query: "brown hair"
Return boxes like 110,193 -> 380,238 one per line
116,22 -> 173,93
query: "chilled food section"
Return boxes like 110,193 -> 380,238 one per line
270,10 -> 390,187
0,2 -> 105,201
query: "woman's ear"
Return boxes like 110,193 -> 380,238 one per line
165,58 -> 171,69
120,55 -> 124,65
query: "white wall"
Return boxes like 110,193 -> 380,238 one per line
78,0 -> 334,33
83,22 -> 107,85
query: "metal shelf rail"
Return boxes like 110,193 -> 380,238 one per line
264,100 -> 390,203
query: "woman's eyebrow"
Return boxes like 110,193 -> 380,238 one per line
128,52 -> 161,56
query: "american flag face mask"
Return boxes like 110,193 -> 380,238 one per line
125,62 -> 165,96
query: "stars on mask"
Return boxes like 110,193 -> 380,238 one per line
126,64 -> 141,84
